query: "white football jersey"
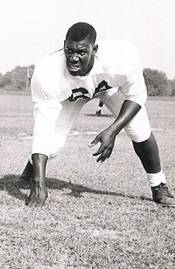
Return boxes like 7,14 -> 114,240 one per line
31,39 -> 147,106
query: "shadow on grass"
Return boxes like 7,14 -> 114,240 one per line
0,175 -> 28,201
0,174 -> 152,203
47,177 -> 152,202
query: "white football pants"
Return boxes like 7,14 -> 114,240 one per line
32,91 -> 151,158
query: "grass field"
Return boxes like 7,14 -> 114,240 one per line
0,94 -> 175,269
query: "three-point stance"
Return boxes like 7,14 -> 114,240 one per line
21,22 -> 174,207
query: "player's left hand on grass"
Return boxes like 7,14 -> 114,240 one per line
89,128 -> 116,162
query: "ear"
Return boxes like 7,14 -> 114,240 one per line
93,44 -> 98,54
64,40 -> 67,50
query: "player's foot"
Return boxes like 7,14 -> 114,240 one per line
151,183 -> 175,207
160,183 -> 174,198
25,178 -> 48,207
96,110 -> 102,116
20,161 -> 33,181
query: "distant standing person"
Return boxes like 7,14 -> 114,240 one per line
26,65 -> 35,91
21,22 -> 174,207
96,100 -> 104,116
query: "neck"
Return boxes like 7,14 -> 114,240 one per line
82,56 -> 95,76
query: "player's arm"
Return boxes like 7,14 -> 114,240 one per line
90,48 -> 147,162
32,154 -> 48,183
26,71 -> 61,206
108,99 -> 141,133
25,153 -> 48,206
27,102 -> 61,206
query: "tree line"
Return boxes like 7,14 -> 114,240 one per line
0,65 -> 175,96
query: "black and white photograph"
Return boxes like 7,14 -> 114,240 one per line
0,0 -> 175,268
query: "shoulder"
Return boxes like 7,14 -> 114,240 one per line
96,38 -> 142,73
34,49 -> 65,78
31,49 -> 67,99
97,38 -> 138,56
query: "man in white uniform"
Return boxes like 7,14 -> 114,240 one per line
21,22 -> 174,207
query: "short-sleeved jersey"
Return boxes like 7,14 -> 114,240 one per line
31,39 -> 147,106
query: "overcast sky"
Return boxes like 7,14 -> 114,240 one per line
1,0 -> 175,78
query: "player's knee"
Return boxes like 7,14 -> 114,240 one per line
131,131 -> 151,143
49,134 -> 66,158
125,121 -> 151,142
124,106 -> 152,142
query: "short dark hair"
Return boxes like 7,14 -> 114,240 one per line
65,22 -> 97,44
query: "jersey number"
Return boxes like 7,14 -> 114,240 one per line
68,80 -> 112,102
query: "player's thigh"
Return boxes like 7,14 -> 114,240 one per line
124,106 -> 151,142
99,91 -> 151,142
50,99 -> 87,156
56,99 -> 87,134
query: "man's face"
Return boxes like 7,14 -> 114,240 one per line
64,38 -> 98,76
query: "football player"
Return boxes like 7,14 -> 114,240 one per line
21,22 -> 174,207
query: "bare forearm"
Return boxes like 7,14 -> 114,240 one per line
109,100 -> 141,135
25,153 -> 48,206
31,153 -> 48,181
